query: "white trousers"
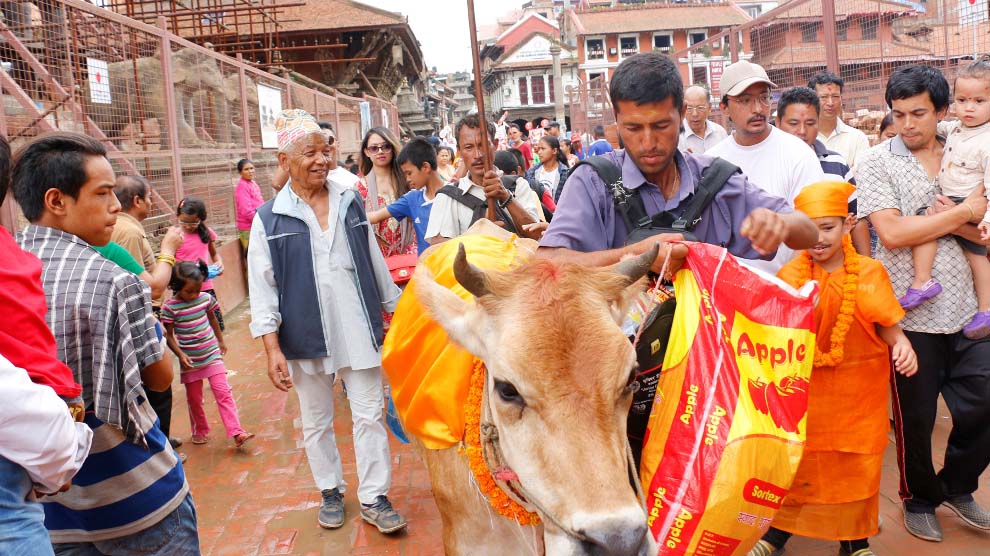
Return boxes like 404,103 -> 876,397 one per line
287,359 -> 391,505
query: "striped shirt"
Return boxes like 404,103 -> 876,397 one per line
814,139 -> 856,184
161,293 -> 221,369
16,225 -> 187,542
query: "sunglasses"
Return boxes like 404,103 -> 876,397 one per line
365,144 -> 392,154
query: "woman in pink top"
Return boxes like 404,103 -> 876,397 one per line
234,159 -> 264,251
175,196 -> 225,330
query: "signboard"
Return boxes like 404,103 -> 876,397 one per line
86,58 -> 111,105
710,59 -> 725,98
360,101 -> 372,138
257,84 -> 282,149
959,0 -> 987,27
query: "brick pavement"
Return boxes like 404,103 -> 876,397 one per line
172,304 -> 990,555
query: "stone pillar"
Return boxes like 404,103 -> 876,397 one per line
551,44 -> 566,132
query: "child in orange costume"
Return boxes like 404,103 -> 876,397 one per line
749,181 -> 918,556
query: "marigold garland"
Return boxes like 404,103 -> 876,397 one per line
461,358 -> 541,526
797,235 -> 860,368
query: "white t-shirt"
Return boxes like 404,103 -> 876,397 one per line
707,125 -> 825,274
425,175 -> 542,240
536,165 -> 560,198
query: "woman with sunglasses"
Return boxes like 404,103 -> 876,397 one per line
358,127 -> 416,261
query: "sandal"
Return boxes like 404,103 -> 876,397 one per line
191,435 -> 208,445
234,432 -> 255,447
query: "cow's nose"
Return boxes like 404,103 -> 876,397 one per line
574,509 -> 649,556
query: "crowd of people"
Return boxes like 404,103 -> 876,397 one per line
3,48 -> 990,556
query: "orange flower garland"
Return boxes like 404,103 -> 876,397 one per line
798,235 -> 859,368
462,358 -> 541,526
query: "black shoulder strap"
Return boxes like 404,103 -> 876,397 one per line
668,157 -> 739,232
570,156 -> 651,232
437,184 -> 486,210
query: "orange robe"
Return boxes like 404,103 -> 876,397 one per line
773,253 -> 905,540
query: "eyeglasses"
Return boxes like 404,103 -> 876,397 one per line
365,144 -> 392,154
685,105 -> 708,113
730,93 -> 772,108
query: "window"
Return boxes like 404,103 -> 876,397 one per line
836,19 -> 849,41
801,23 -> 818,42
653,33 -> 672,52
586,37 -> 605,60
532,76 -> 546,105
861,17 -> 878,40
588,71 -> 604,83
690,31 -> 707,45
692,65 -> 708,87
619,35 -> 639,58
518,77 -> 529,105
746,5 -> 761,17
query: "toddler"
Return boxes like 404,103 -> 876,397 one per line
903,58 -> 990,339
162,261 -> 253,447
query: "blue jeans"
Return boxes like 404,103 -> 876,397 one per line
0,456 -> 54,556
52,493 -> 199,556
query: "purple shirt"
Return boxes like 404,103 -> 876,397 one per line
539,149 -> 791,260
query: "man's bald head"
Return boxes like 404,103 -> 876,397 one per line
683,86 -> 712,135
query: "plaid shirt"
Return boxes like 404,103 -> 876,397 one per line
857,137 -> 977,334
17,225 -> 162,444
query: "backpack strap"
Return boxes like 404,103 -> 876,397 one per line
437,183 -> 519,234
570,156 -> 651,232
667,157 -> 740,233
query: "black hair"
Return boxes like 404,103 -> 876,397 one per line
549,121 -> 561,129
170,259 -> 208,293
593,124 -> 606,138
508,123 -> 521,131
609,52 -> 684,114
956,55 -> 990,86
114,175 -> 150,211
396,137 -> 438,171
808,71 -> 845,93
885,65 -> 950,112
507,148 -> 526,173
493,151 -> 520,175
538,135 -> 568,167
0,135 -> 9,206
438,146 -> 455,162
12,132 -> 108,222
879,112 -> 895,134
236,158 -> 253,172
455,114 -> 496,145
777,87 -> 821,120
176,196 -> 212,244
317,121 -> 333,132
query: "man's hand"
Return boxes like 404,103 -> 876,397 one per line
481,170 -> 509,202
266,349 -> 293,392
160,226 -> 183,256
629,233 -> 688,276
931,188 -> 987,223
980,220 -> 990,241
522,221 -> 549,239
740,208 -> 788,256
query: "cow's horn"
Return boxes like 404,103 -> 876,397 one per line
614,242 -> 660,283
453,243 -> 490,298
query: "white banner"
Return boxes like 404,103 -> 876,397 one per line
87,58 -> 111,105
257,84 -> 282,149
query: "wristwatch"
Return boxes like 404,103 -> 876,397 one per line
498,190 -> 515,209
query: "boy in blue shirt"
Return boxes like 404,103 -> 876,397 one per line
369,138 -> 443,255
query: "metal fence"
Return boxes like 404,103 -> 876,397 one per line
0,0 -> 400,236
566,74 -> 613,142
571,0 -> 986,145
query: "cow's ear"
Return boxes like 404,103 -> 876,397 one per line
413,267 -> 492,360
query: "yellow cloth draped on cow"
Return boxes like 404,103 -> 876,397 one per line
381,231 -> 535,449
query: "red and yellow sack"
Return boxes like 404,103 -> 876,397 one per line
640,242 -> 817,556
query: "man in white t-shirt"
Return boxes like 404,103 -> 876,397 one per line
708,60 -> 825,274
426,115 -> 540,243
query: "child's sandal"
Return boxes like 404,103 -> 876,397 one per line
191,435 -> 208,445
234,432 -> 255,447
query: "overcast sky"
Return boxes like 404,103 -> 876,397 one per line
359,0 -> 527,74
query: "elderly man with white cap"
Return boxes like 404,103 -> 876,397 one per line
247,109 -> 406,534
708,59 -> 825,273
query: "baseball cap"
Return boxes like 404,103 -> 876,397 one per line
720,60 -> 776,97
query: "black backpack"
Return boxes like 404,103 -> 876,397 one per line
437,184 -> 519,234
568,155 -> 740,244
566,155 -> 740,465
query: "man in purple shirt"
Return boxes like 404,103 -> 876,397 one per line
539,53 -> 817,272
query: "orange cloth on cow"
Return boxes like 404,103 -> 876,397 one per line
381,234 -> 526,450
773,253 -> 904,540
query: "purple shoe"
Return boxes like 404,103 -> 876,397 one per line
899,280 -> 942,310
964,311 -> 990,340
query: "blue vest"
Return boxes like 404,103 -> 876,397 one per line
256,188 -> 384,360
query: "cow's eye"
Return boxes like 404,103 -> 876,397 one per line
494,379 -> 525,406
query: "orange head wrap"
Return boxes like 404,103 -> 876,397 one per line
794,180 -> 856,219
